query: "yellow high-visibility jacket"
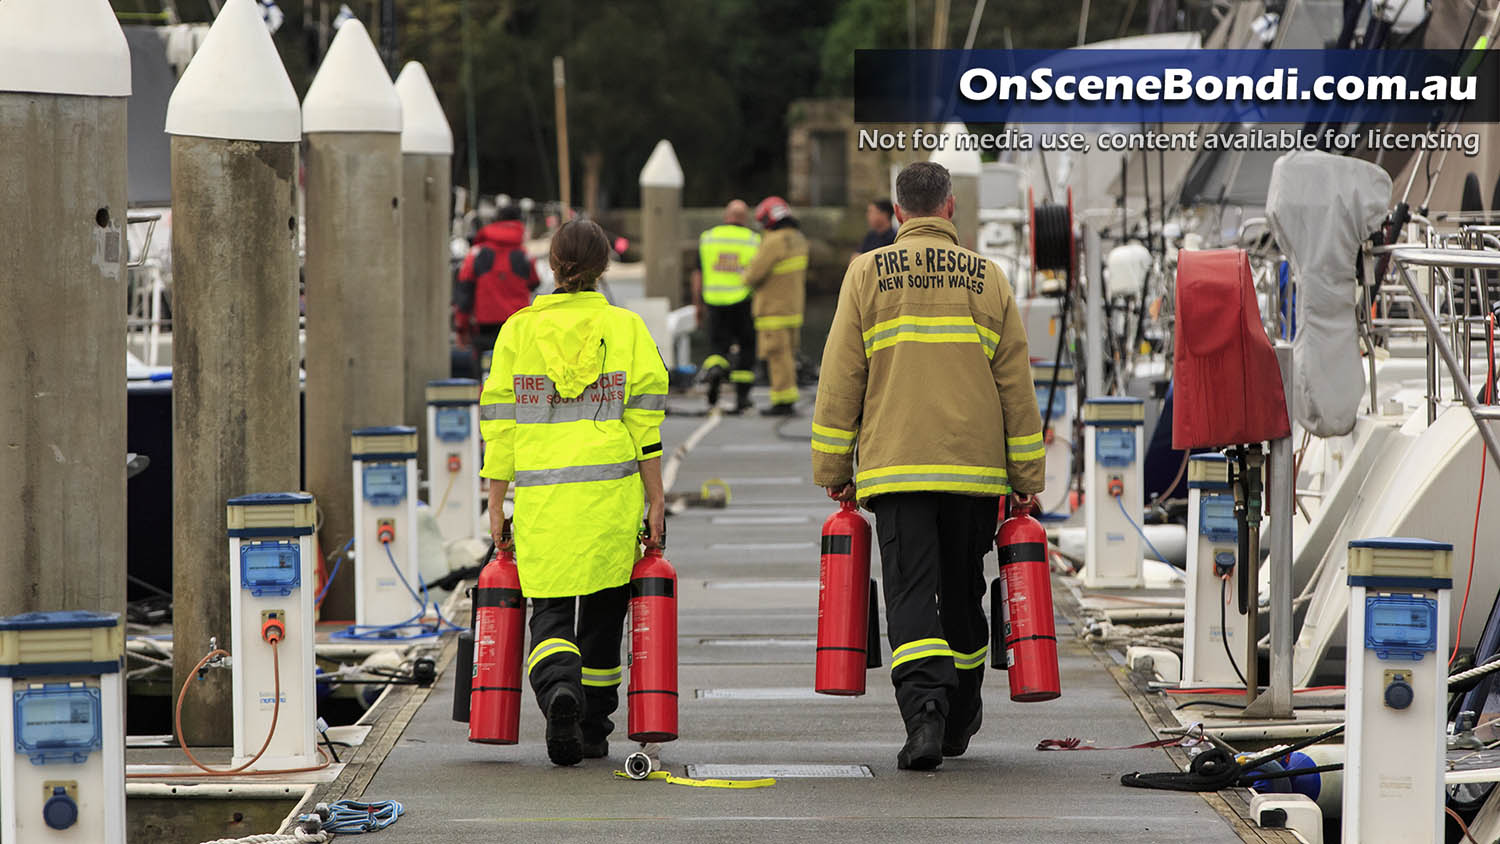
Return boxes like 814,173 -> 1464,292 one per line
479,291 -> 669,597
811,217 -> 1044,504
699,224 -> 760,306
744,227 -> 808,331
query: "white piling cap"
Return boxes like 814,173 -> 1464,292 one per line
301,20 -> 401,134
0,0 -> 130,97
165,0 -> 299,142
638,140 -> 684,189
394,62 -> 453,155
930,122 -> 980,177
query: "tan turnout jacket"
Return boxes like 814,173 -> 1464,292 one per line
744,227 -> 809,331
811,217 -> 1044,503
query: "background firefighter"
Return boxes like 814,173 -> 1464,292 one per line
811,161 -> 1045,771
744,196 -> 809,416
690,199 -> 761,412
479,220 -> 669,766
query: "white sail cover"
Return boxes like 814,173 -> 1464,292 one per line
1265,150 -> 1391,437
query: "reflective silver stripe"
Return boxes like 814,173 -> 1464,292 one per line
582,666 -> 623,686
480,403 -> 515,421
514,460 -> 639,487
856,471 -> 1008,488
862,322 -> 985,353
513,371 -> 627,424
811,433 -> 852,450
625,393 -> 668,411
516,397 -> 624,424
952,647 -> 988,670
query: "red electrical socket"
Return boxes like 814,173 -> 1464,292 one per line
447,454 -> 462,473
1108,476 -> 1124,497
377,519 -> 395,544
261,611 -> 285,644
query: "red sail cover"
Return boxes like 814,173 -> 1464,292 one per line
1173,249 -> 1291,449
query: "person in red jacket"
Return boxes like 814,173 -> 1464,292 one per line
455,205 -> 540,363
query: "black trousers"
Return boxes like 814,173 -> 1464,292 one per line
870,492 -> 998,727
527,584 -> 630,743
703,300 -> 757,392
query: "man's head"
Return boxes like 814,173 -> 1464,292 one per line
724,199 -> 750,226
866,198 -> 894,231
497,205 -> 522,222
894,162 -> 954,223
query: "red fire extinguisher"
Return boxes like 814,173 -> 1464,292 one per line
992,507 -> 1061,702
628,536 -> 678,743
817,500 -> 875,695
469,537 -> 525,744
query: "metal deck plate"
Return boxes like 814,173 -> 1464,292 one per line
698,637 -> 813,647
704,578 -> 818,589
710,541 -> 817,551
696,688 -> 828,700
685,763 -> 873,778
710,515 -> 811,525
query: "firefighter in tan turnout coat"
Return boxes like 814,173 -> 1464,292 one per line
812,161 -> 1045,771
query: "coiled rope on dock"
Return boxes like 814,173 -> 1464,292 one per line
197,830 -> 328,844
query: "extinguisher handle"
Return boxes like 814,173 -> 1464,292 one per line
641,518 -> 666,551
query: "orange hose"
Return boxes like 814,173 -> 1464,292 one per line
128,640 -> 331,779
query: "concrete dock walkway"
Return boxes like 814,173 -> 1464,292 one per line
362,399 -> 1242,843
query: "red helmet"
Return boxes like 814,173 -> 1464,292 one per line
755,196 -> 791,227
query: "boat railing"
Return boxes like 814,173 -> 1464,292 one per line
1382,243 -> 1500,472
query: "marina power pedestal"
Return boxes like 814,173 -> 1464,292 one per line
1082,397 -> 1146,588
0,611 -> 124,844
426,378 -> 484,542
1182,454 -> 1248,687
1032,360 -> 1076,519
352,426 -> 423,629
227,493 -> 318,768
1342,537 -> 1452,844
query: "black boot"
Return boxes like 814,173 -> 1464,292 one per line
706,377 -> 721,408
731,384 -> 754,415
897,700 -> 945,771
759,403 -> 796,417
942,707 -> 982,757
545,687 -> 584,766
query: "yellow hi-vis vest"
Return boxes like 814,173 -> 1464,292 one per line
698,224 -> 761,306
479,291 -> 669,597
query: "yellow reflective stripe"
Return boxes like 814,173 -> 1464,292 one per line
582,665 -> 623,687
811,423 -> 856,440
703,354 -> 731,371
952,646 -> 988,670
755,314 -> 804,330
729,370 -> 756,384
861,315 -> 997,358
1006,432 -> 1043,447
811,423 -> 856,453
526,638 -> 581,674
1009,445 -> 1047,462
768,387 -> 800,403
891,638 -> 954,670
771,254 -> 808,274
856,464 -> 1010,498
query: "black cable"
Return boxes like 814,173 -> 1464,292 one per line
1221,576 -> 1249,688
1032,202 -> 1073,272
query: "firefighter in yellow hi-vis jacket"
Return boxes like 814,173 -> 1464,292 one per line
811,161 -> 1045,771
744,196 -> 809,416
480,220 -> 668,767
